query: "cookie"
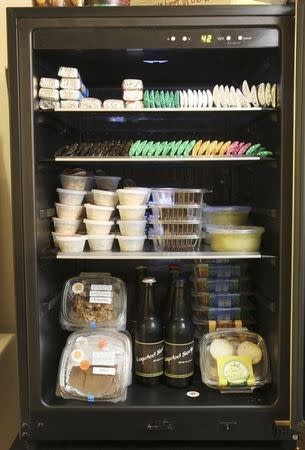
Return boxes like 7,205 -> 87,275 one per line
160,91 -> 166,108
202,90 -> 208,108
226,141 -> 240,156
237,142 -> 252,156
250,85 -> 259,107
197,90 -> 203,108
179,90 -> 184,108
242,80 -> 251,102
265,83 -> 272,107
188,89 -> 194,108
162,141 -> 175,156
256,150 -> 273,157
192,140 -> 203,156
230,87 -> 237,107
193,90 -> 198,108
219,85 -> 227,107
224,86 -> 231,107
148,142 -> 161,156
233,141 -> 245,156
169,91 -> 175,108
213,85 -> 220,107
128,140 -> 141,157
183,90 -> 188,108
207,90 -> 213,108
257,83 -> 266,107
246,143 -> 261,156
271,84 -> 277,108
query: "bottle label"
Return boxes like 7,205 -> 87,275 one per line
164,341 -> 194,379
135,340 -> 164,377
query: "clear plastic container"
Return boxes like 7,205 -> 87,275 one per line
57,329 -> 132,403
84,204 -> 114,221
84,219 -> 114,236
55,203 -> 85,220
117,205 -> 147,220
60,273 -> 127,330
117,235 -> 146,252
150,204 -> 202,221
117,188 -> 150,206
151,188 -> 208,205
60,173 -> 94,191
192,277 -> 250,293
87,235 -> 115,252
207,226 -> 265,252
92,189 -> 119,207
199,329 -> 271,393
52,217 -> 82,235
192,305 -> 254,321
194,319 -> 246,337
149,219 -> 202,236
57,188 -> 87,206
117,220 -> 146,236
194,263 -> 244,279
95,176 -> 121,191
150,234 -> 202,252
204,206 -> 251,226
192,291 -> 251,308
56,235 -> 87,253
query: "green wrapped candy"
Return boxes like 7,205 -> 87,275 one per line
170,140 -> 183,156
177,141 -> 189,156
155,91 -> 161,108
135,140 -> 148,157
169,92 -> 174,108
143,90 -> 150,108
129,140 -> 141,157
256,150 -> 273,157
183,140 -> 197,156
162,141 -> 175,156
246,143 -> 261,156
147,142 -> 161,156
150,90 -> 155,108
174,91 -> 180,108
160,91 -> 165,108
155,141 -> 167,157
165,91 -> 170,108
142,140 -> 154,156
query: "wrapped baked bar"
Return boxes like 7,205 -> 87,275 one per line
39,88 -> 60,101
39,99 -> 60,110
125,101 -> 144,110
58,67 -> 80,78
80,97 -> 102,110
60,100 -> 79,109
122,79 -> 143,90
60,78 -> 89,96
123,90 -> 143,102
39,77 -> 60,89
103,99 -> 124,110
60,89 -> 86,101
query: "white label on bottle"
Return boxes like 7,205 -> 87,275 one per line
89,297 -> 112,304
93,366 -> 116,376
92,351 -> 115,366
91,284 -> 113,291
90,290 -> 113,298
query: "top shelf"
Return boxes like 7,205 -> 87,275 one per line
50,107 -> 276,113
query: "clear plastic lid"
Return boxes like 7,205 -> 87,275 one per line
192,291 -> 252,308
199,329 -> 271,393
204,206 -> 251,214
192,305 -> 255,321
191,276 -> 251,293
57,329 -> 132,403
194,263 -> 246,279
206,225 -> 265,235
60,273 -> 127,331
151,188 -> 209,205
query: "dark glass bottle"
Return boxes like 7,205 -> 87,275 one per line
135,278 -> 164,386
165,279 -> 194,388
163,264 -> 180,324
132,265 -> 147,326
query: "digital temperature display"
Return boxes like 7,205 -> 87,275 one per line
201,34 -> 213,44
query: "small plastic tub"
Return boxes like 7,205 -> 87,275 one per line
194,263 -> 244,279
149,219 -> 202,236
124,187 -> 151,203
207,226 -> 265,252
191,276 -> 251,293
193,306 -> 242,321
117,188 -> 150,206
192,292 -> 247,307
92,189 -> 118,207
60,173 -> 94,191
149,204 -> 202,221
84,219 -> 114,235
117,235 -> 146,252
55,203 -> 85,220
204,206 -> 251,226
52,217 -> 82,235
56,235 -> 87,253
150,235 -> 202,252
117,205 -> 147,220
118,220 -> 146,236
57,188 -> 87,206
151,188 -> 208,205
87,235 -> 115,252
95,176 -> 121,191
84,204 -> 114,221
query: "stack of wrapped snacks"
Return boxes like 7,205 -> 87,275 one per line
39,78 -> 60,109
58,67 -> 89,109
122,79 -> 144,110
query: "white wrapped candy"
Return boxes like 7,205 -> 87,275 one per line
123,90 -> 143,102
103,99 -> 124,110
80,98 -> 102,110
125,101 -> 144,110
58,67 -> 79,79
39,78 -> 60,89
60,100 -> 79,109
60,78 -> 89,96
60,90 -> 85,101
122,79 -> 143,90
39,88 -> 60,101
39,99 -> 60,110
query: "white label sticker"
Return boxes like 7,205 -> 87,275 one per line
186,391 -> 200,398
92,351 -> 115,366
90,290 -> 113,298
93,366 -> 116,376
89,297 -> 112,304
91,284 -> 113,291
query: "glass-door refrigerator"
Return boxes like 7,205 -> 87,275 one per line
6,4 -> 300,449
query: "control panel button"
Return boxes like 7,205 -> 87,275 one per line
226,35 -> 231,41
170,36 -> 176,42
182,36 -> 188,42
238,35 -> 243,41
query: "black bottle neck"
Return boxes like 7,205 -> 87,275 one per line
171,281 -> 188,320
142,280 -> 156,319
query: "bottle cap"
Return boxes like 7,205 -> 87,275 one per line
175,278 -> 185,287
142,277 -> 156,284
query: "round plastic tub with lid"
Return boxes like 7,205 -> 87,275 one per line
117,220 -> 146,236
60,173 -> 94,191
204,206 -> 251,226
192,291 -> 252,308
57,188 -> 87,206
149,203 -> 202,221
149,219 -> 202,236
151,188 -> 208,205
55,203 -> 85,220
199,329 -> 271,392
150,234 -> 202,252
117,205 -> 147,221
207,225 -> 265,252
52,217 -> 82,235
57,329 -> 132,403
56,235 -> 87,253
84,204 -> 114,221
117,235 -> 146,252
95,176 -> 121,191
117,188 -> 150,206
84,219 -> 114,236
191,276 -> 250,293
192,305 -> 254,321
92,189 -> 118,207
194,263 -> 245,279
87,235 -> 116,252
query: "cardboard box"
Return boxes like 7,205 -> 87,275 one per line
130,0 -> 288,6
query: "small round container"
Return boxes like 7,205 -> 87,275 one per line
204,206 -> 251,226
92,189 -> 118,207
87,235 -> 115,252
117,188 -> 150,206
55,203 -> 85,220
57,188 -> 87,206
84,219 -> 114,235
117,220 -> 146,236
60,173 -> 94,191
52,217 -> 82,235
56,235 -> 87,253
117,235 -> 146,252
207,226 -> 265,252
84,204 -> 114,221
117,205 -> 147,220
95,176 -> 121,191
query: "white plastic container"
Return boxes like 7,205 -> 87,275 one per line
117,188 -> 150,206
57,188 -> 86,206
84,204 -> 114,221
117,205 -> 147,220
87,235 -> 115,252
92,189 -> 118,207
84,219 -> 114,235
118,220 -> 146,236
117,235 -> 146,252
60,173 -> 94,191
55,203 -> 85,220
52,217 -> 82,235
56,235 -> 87,253
207,225 -> 265,252
95,176 -> 121,191
124,187 -> 151,203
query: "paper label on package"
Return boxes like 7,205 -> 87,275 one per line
92,351 -> 115,366
89,297 -> 112,304
91,284 -> 113,291
93,366 -> 116,376
90,290 -> 113,298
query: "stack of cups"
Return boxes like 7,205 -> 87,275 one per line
58,66 -> 89,109
39,77 -> 60,110
122,79 -> 144,110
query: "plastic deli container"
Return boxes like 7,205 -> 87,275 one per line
207,226 -> 265,252
192,305 -> 254,321
117,205 -> 147,221
194,319 -> 245,337
124,187 -> 151,203
95,176 -> 121,191
60,173 -> 94,191
204,206 -> 251,226
117,221 -> 146,236
117,188 -> 150,206
192,292 -> 251,308
84,204 -> 114,221
55,203 -> 85,220
92,189 -> 119,207
149,219 -> 202,236
60,273 -> 127,330
57,188 -> 87,206
87,235 -> 115,252
194,263 -> 244,279
52,217 -> 82,235
192,277 -> 250,293
150,204 -> 202,221
84,219 -> 114,236
57,330 -> 132,403
150,235 -> 202,252
199,329 -> 271,393
151,188 -> 208,205
117,235 -> 146,252
56,235 -> 87,253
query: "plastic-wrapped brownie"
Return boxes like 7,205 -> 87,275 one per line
57,329 -> 132,403
60,273 -> 127,331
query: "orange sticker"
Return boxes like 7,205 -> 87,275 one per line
79,360 -> 90,371
98,339 -> 108,350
